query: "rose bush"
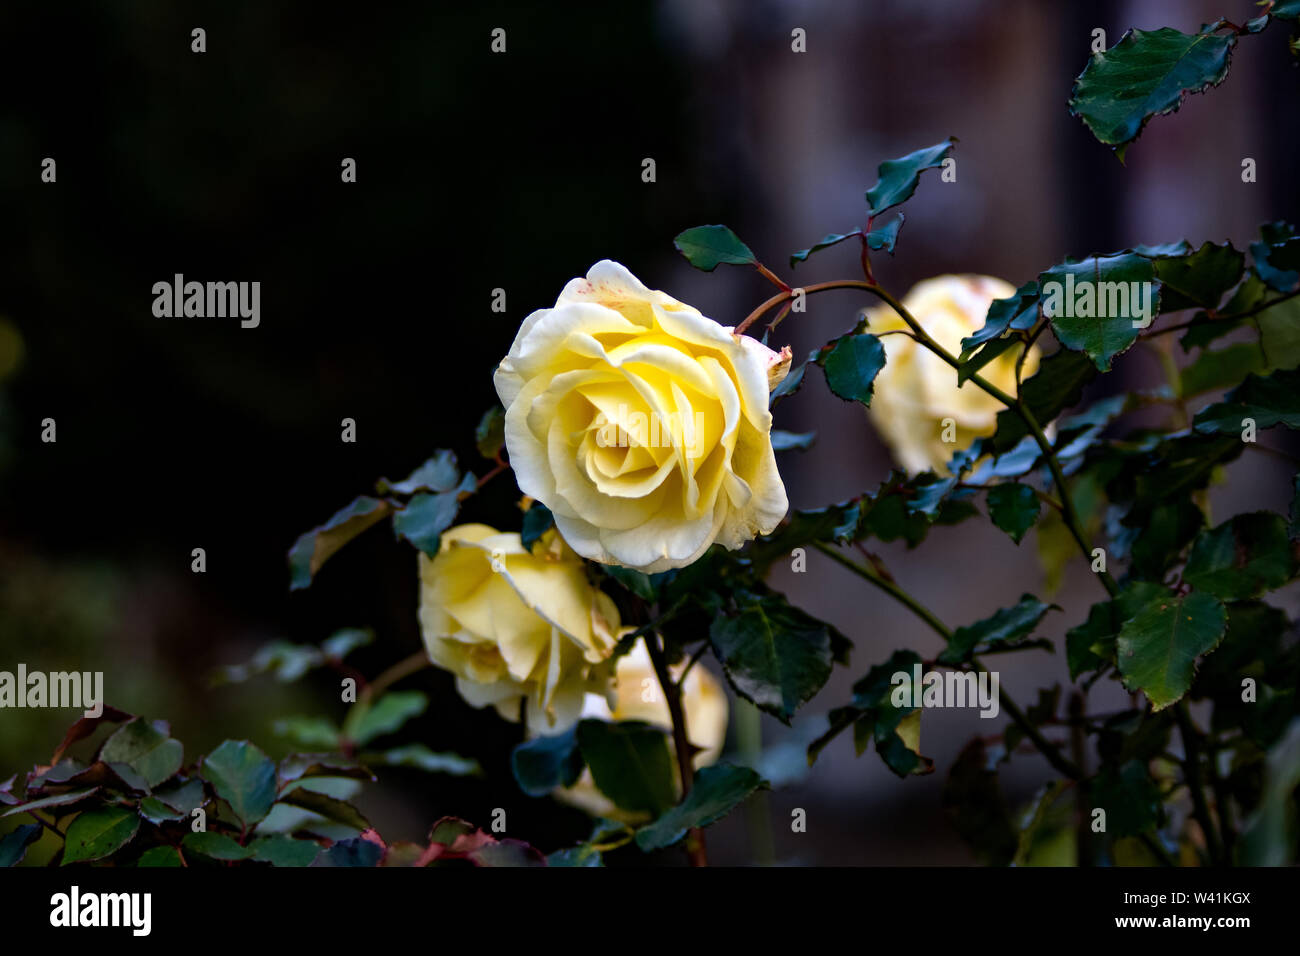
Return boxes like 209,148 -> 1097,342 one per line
493,260 -> 790,573
271,15 -> 1300,868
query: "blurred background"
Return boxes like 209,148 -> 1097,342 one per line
0,0 -> 1297,864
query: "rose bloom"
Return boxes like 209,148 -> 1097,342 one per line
494,260 -> 790,573
553,637 -> 729,820
863,275 -> 1041,474
417,523 -> 622,734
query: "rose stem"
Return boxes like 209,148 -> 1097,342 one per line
645,629 -> 708,866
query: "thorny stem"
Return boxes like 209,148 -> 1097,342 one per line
477,453 -> 510,489
26,811 -> 64,839
360,650 -> 432,706
1139,286 -> 1300,340
811,540 -> 1084,780
755,262 -> 792,293
644,629 -> 708,866
753,277 -> 1118,597
1177,702 -> 1225,866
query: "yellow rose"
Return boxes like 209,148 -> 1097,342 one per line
553,636 -> 729,819
494,260 -> 789,573
417,524 -> 622,734
864,275 -> 1041,474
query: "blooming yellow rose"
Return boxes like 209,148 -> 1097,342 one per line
553,637 -> 729,819
494,260 -> 790,573
417,523 -> 622,734
863,275 -> 1041,474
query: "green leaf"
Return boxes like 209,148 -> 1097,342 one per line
1130,241 -> 1192,258
1039,253 -> 1160,370
152,778 -> 206,816
1128,498 -> 1204,578
1183,512 -> 1295,600
1275,0 -> 1300,20
1069,27 -> 1235,157
1250,221 -> 1300,292
27,760 -> 149,795
214,639 -> 324,685
811,649 -> 932,777
475,406 -> 506,459
790,231 -> 857,268
250,834 -> 321,867
288,496 -> 392,590
62,806 -> 140,865
1116,591 -> 1228,710
864,138 -> 956,215
320,627 -> 374,660
986,483 -> 1041,544
99,718 -> 183,788
770,429 -> 816,452
277,754 -> 375,787
939,594 -> 1056,665
673,225 -> 757,271
819,333 -> 886,405
361,745 -> 481,777
1153,241 -> 1244,312
788,219 -> 904,268
577,720 -> 676,816
1194,366 -> 1300,433
311,836 -> 382,867
139,798 -> 184,824
391,475 -> 475,555
343,691 -> 428,747
634,764 -> 768,851
512,728 -> 584,797
466,839 -> 546,867
272,716 -> 342,750
520,503 -> 554,551
182,831 -> 255,862
136,846 -> 182,867
0,824 -> 42,866
709,591 -> 837,723
989,349 -> 1097,453
547,845 -> 603,867
960,280 -> 1039,357
201,740 -> 277,827
865,215 -> 904,253
1090,760 -> 1162,837
602,564 -> 658,601
2,787 -> 100,818
1180,274 -> 1268,351
277,789 -> 370,831
1180,341 -> 1268,397
376,450 -> 462,496
1066,583 -> 1168,680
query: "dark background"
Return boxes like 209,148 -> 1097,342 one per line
0,0 -> 1297,864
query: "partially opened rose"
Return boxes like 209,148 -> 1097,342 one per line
553,636 -> 729,820
494,260 -> 790,573
417,523 -> 622,734
863,275 -> 1041,474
